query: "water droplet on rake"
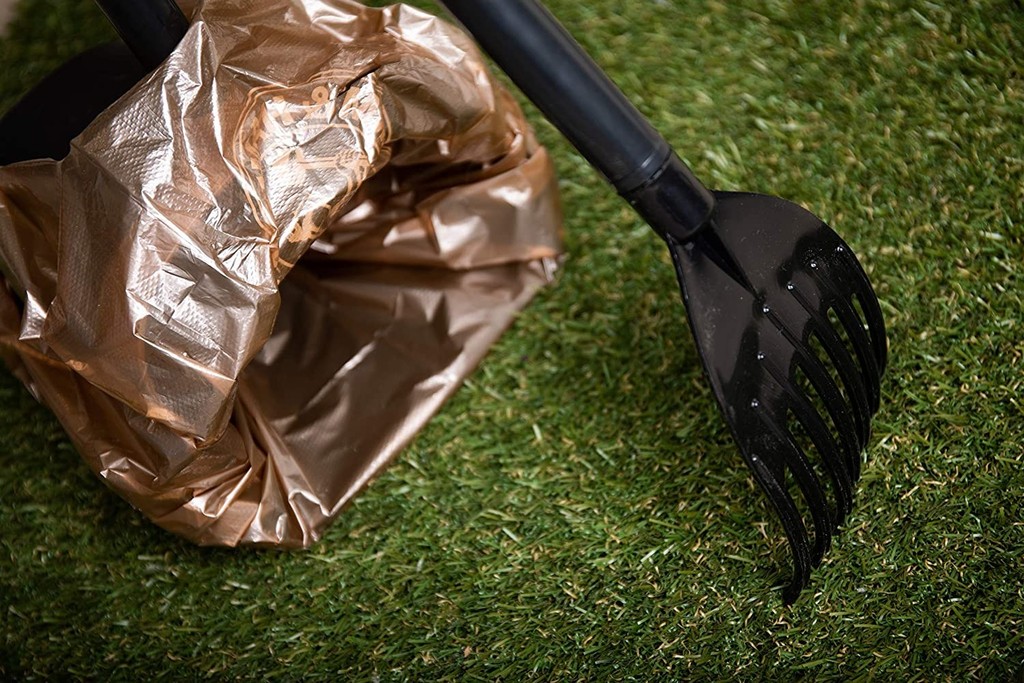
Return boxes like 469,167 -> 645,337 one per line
810,260 -> 818,269
786,282 -> 795,291
762,304 -> 770,314
750,399 -> 760,409
836,245 -> 845,254
756,352 -> 765,361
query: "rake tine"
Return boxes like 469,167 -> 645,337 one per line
759,353 -> 854,520
757,405 -> 835,565
794,348 -> 863,481
828,291 -> 882,414
744,442 -> 813,604
787,275 -> 873,450
810,255 -> 882,415
788,397 -> 854,519
813,320 -> 872,452
835,245 -> 888,374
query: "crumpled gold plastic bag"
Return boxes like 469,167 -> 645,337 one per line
0,0 -> 562,546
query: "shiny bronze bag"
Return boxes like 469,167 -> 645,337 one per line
0,0 -> 562,546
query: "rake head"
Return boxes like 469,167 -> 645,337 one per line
667,191 -> 887,603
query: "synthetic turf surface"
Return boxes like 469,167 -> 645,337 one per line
1,0 -> 1022,679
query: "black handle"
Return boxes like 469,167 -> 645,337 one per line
93,0 -> 190,72
440,0 -> 715,241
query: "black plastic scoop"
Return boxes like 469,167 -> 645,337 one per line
439,0 -> 887,602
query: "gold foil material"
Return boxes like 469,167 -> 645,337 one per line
0,0 -> 562,546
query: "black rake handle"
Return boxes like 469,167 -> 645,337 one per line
439,0 -> 716,242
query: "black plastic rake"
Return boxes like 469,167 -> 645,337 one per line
439,0 -> 888,602
0,0 -> 888,602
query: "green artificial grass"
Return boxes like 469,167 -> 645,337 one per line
1,0 -> 1023,679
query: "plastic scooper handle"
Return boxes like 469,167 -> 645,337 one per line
440,0 -> 716,242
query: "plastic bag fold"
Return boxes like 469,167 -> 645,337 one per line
0,0 -> 562,546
